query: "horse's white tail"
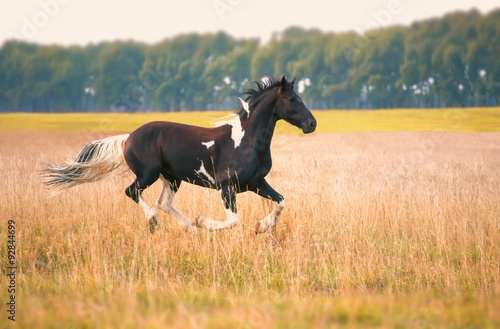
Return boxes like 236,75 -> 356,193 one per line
42,134 -> 130,195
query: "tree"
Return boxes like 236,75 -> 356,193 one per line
94,41 -> 145,111
1,9 -> 499,112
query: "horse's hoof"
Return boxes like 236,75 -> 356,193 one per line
149,217 -> 158,234
193,216 -> 205,228
255,221 -> 266,234
186,225 -> 198,235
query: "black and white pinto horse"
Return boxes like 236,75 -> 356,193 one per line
43,76 -> 317,234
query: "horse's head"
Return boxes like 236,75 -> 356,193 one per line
274,76 -> 317,134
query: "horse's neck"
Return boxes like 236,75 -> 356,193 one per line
242,95 -> 277,149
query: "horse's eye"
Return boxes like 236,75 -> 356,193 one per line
289,97 -> 296,103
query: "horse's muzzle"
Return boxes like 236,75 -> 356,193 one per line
302,117 -> 317,134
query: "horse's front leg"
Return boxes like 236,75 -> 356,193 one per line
249,179 -> 285,233
194,185 -> 239,231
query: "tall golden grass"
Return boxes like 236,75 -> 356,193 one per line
1,131 -> 499,328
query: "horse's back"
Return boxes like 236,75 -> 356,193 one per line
124,121 -> 226,182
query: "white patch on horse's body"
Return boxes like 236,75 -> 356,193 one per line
228,115 -> 244,148
210,114 -> 245,149
238,97 -> 250,116
202,141 -> 215,149
195,160 -> 215,184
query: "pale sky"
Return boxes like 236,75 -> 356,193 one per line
1,0 -> 499,46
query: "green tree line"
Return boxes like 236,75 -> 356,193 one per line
1,9 -> 499,112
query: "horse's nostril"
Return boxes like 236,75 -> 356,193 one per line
310,120 -> 316,128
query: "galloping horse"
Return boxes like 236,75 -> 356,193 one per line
43,76 -> 317,233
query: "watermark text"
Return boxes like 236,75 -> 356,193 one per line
6,220 -> 16,322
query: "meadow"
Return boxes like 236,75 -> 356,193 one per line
1,108 -> 499,328
1,106 -> 500,133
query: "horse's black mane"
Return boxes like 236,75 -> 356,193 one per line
236,76 -> 283,118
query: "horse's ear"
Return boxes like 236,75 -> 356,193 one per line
280,76 -> 287,88
291,77 -> 296,87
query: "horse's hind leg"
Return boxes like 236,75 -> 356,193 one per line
156,175 -> 197,234
125,173 -> 160,233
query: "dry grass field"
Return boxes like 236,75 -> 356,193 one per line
1,129 -> 500,328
